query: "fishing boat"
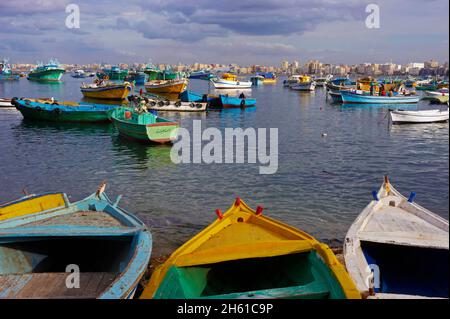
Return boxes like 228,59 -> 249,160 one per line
125,71 -> 147,85
328,91 -> 344,103
0,59 -> 19,81
110,107 -> 179,143
0,98 -> 13,107
13,98 -> 119,122
314,75 -> 332,87
141,198 -> 360,299
283,75 -> 302,87
291,75 -> 316,91
211,73 -> 252,89
0,183 -> 152,299
341,90 -> 420,104
27,59 -> 65,82
217,94 -> 257,109
189,70 -> 213,80
97,65 -> 128,81
344,176 -> 448,299
145,79 -> 188,95
128,95 -> 207,112
424,88 -> 449,98
390,108 -> 449,124
250,75 -> 264,86
71,69 -> 86,78
325,77 -> 355,92
260,72 -> 277,84
81,81 -> 133,100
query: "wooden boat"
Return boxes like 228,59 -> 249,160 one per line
424,88 -> 449,98
341,90 -> 420,104
81,81 -> 132,100
250,75 -> 264,86
27,59 -> 65,82
0,183 -> 152,299
325,77 -> 355,92
128,95 -> 207,112
145,79 -> 188,95
110,107 -> 179,143
96,66 -> 128,81
328,91 -> 343,103
291,75 -> 316,91
71,70 -> 86,78
283,75 -> 302,87
0,59 -> 20,81
344,176 -> 448,299
260,72 -> 277,84
217,94 -> 257,109
390,108 -> 449,124
179,90 -> 217,104
141,198 -> 361,299
0,98 -> 13,107
314,75 -> 332,87
13,98 -> 118,122
211,73 -> 252,89
125,71 -> 147,85
188,70 -> 213,80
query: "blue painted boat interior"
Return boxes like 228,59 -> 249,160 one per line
361,241 -> 448,297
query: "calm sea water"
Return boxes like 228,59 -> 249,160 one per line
1,76 -> 448,256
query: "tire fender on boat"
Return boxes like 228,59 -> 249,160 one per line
240,99 -> 246,108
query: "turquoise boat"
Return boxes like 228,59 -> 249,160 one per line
218,94 -> 257,109
27,59 -> 65,82
0,59 -> 19,81
189,70 -> 213,80
0,184 -> 152,299
110,107 -> 179,144
13,98 -> 119,122
179,90 -> 217,103
125,71 -> 147,85
340,90 -> 420,104
251,75 -> 264,86
97,66 -> 129,81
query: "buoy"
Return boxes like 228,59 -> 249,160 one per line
322,133 -> 327,137
125,111 -> 132,119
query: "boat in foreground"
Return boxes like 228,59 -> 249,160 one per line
344,176 -> 448,299
110,107 -> 179,143
12,98 -> 118,122
81,81 -> 132,100
0,184 -> 152,299
390,108 -> 449,124
341,90 -> 420,104
141,198 -> 360,299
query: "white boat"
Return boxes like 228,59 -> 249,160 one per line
344,176 -> 449,299
283,75 -> 302,87
390,108 -> 449,124
0,98 -> 13,107
211,73 -> 252,89
314,75 -> 333,87
424,88 -> 449,98
290,75 -> 316,91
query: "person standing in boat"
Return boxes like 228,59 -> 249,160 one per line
370,82 -> 375,96
380,84 -> 386,96
239,92 -> 246,99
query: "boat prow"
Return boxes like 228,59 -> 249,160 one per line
344,176 -> 449,299
141,198 -> 360,299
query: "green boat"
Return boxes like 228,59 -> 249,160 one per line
97,66 -> 129,80
27,59 -> 65,82
110,107 -> 179,144
144,63 -> 184,81
13,98 -> 118,123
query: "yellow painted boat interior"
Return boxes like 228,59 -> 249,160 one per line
81,87 -> 130,100
141,198 -> 360,299
221,73 -> 237,81
0,193 -> 66,221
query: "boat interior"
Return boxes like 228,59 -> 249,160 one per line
361,241 -> 448,298
0,235 -> 135,298
156,251 -> 346,299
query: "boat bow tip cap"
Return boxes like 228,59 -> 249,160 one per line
234,197 -> 241,206
215,209 -> 224,220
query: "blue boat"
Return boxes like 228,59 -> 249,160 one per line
125,71 -> 147,85
218,94 -> 257,109
188,70 -> 213,80
340,90 -> 420,104
0,184 -> 152,299
179,90 -> 217,103
13,98 -> 119,122
0,59 -> 19,81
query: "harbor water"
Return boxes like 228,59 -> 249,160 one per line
0,76 -> 448,256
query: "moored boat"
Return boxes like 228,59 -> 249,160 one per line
390,108 -> 449,124
341,90 -> 420,104
344,176 -> 449,299
291,75 -> 316,91
125,71 -> 147,85
12,98 -> 118,122
0,184 -> 152,299
27,59 -> 65,82
260,72 -> 277,84
145,79 -> 188,95
189,70 -> 213,80
314,75 -> 332,87
217,94 -> 257,109
0,59 -> 19,81
283,75 -> 302,87
211,73 -> 252,89
0,98 -> 13,107
250,75 -> 264,86
128,95 -> 207,112
81,81 -> 132,100
328,91 -> 343,103
424,88 -> 449,98
97,65 -> 128,81
110,107 -> 179,143
71,69 -> 86,78
141,198 -> 360,299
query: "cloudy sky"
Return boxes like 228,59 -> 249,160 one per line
0,0 -> 448,65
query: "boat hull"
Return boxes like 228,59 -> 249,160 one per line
390,109 -> 449,124
341,91 -> 420,104
291,82 -> 316,91
0,99 -> 13,107
211,79 -> 252,89
81,84 -> 132,100
217,95 -> 257,109
27,69 -> 65,81
145,80 -> 187,94
13,98 -> 117,122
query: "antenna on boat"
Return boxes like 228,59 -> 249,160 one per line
384,175 -> 391,194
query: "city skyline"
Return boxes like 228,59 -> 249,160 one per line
1,0 -> 449,65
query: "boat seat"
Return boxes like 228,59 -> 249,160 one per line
203,281 -> 330,299
0,272 -> 117,299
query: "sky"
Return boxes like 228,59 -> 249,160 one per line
0,0 -> 448,65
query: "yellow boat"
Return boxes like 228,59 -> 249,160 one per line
0,193 -> 66,221
141,198 -> 361,299
81,81 -> 132,100
263,78 -> 277,84
145,79 -> 188,94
